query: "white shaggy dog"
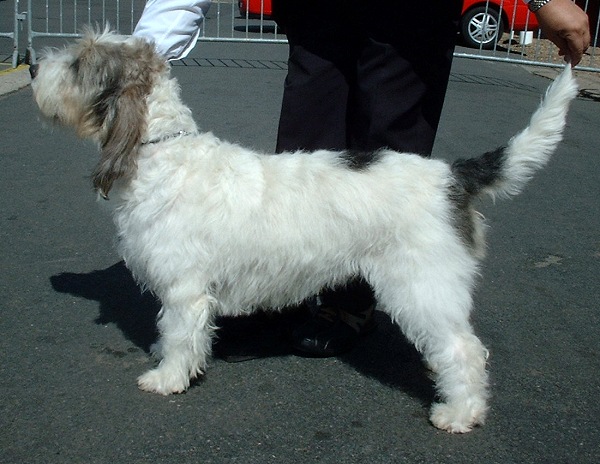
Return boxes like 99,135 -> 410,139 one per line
30,29 -> 578,433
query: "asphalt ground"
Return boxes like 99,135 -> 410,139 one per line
1,41 -> 599,463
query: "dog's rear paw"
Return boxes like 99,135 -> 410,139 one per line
137,368 -> 190,395
430,401 -> 487,434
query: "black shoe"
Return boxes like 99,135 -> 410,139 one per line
291,304 -> 376,357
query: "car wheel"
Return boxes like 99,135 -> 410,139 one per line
460,6 -> 505,49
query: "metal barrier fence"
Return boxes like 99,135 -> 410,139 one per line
23,0 -> 286,63
0,0 -> 21,67
6,0 -> 600,72
25,0 -> 146,63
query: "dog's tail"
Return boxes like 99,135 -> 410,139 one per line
451,64 -> 578,201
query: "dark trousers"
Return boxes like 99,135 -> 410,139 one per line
274,0 -> 462,312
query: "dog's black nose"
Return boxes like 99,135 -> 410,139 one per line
29,64 -> 39,79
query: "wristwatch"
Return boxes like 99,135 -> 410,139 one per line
526,0 -> 553,13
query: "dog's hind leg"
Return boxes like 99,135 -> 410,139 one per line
137,292 -> 216,395
425,329 -> 489,433
373,254 -> 489,433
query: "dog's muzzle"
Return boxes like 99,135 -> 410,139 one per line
29,64 -> 39,80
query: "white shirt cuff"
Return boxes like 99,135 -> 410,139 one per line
133,0 -> 211,60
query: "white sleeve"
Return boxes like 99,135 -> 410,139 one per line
133,0 -> 211,61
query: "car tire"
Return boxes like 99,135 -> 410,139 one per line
460,6 -> 505,49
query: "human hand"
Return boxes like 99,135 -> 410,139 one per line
534,0 -> 590,66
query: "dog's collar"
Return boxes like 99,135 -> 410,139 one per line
141,130 -> 196,146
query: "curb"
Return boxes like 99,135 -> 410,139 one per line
0,65 -> 31,97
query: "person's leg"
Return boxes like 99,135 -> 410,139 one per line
350,0 -> 462,155
275,43 -> 350,153
274,0 -> 357,153
349,39 -> 445,155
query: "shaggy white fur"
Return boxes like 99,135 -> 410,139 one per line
30,29 -> 578,433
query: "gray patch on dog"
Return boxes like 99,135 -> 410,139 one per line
447,183 -> 478,249
338,149 -> 385,170
448,147 -> 507,249
451,146 -> 507,196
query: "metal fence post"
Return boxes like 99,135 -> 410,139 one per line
26,0 -> 35,64
0,0 -> 20,67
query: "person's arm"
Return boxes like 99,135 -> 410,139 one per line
525,0 -> 590,66
133,0 -> 211,61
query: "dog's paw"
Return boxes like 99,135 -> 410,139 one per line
137,368 -> 190,395
429,402 -> 486,434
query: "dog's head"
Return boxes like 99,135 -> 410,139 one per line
30,27 -> 168,198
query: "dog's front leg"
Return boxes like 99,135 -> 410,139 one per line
138,294 -> 216,395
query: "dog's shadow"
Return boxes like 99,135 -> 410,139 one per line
50,261 -> 161,351
50,261 -> 434,405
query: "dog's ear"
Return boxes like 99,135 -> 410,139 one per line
86,38 -> 163,198
91,82 -> 147,199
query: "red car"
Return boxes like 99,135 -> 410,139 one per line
238,0 -> 539,49
461,0 -> 539,49
238,0 -> 272,19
